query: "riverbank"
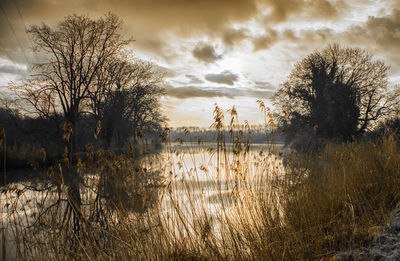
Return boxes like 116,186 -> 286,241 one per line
338,203 -> 400,260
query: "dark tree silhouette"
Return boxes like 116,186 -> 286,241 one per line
23,14 -> 131,130
274,44 -> 396,148
14,14 -> 165,149
94,59 -> 165,147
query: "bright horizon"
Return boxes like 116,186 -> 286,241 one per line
1,0 -> 400,127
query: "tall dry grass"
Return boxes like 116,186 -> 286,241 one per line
158,132 -> 400,260
280,134 -> 400,259
0,112 -> 400,260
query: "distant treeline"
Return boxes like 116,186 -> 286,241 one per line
169,126 -> 284,144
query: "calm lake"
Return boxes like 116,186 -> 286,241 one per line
159,142 -> 286,232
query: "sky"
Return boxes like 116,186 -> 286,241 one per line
0,0 -> 400,127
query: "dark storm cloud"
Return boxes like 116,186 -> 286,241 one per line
186,75 -> 204,84
295,28 -> 334,51
255,81 -> 275,91
345,8 -> 400,70
252,30 -> 279,51
292,8 -> 400,70
192,43 -> 222,63
164,85 -> 274,99
357,9 -> 400,51
133,37 -> 168,57
164,85 -> 234,99
222,28 -> 249,47
281,29 -> 299,41
303,0 -> 344,19
260,0 -> 345,23
205,71 -> 238,85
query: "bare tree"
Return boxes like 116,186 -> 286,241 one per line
274,44 -> 396,147
13,13 -> 133,236
21,13 -> 132,134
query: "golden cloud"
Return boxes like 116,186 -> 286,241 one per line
0,0 -> 350,63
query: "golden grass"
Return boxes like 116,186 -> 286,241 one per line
280,134 -> 400,259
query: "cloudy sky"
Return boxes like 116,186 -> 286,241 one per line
0,0 -> 400,127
